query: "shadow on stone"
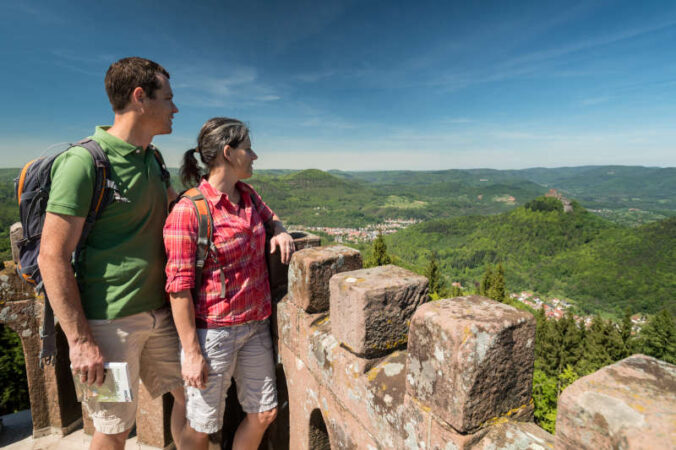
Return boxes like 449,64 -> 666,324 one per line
309,409 -> 330,450
0,410 -> 34,447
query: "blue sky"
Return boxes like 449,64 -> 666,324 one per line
1,0 -> 675,170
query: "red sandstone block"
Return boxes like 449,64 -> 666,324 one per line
471,421 -> 554,449
290,230 -> 321,250
135,382 -> 173,449
10,222 -> 22,264
288,246 -> 362,313
268,231 -> 321,301
555,354 -> 676,450
329,265 -> 428,358
406,296 -> 535,433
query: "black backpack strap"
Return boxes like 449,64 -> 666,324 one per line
149,145 -> 171,187
39,289 -> 56,366
72,139 -> 116,265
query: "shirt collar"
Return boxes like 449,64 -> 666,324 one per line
93,126 -> 146,156
198,178 -> 252,207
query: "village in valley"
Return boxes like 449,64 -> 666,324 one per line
509,291 -> 647,332
296,218 -> 420,243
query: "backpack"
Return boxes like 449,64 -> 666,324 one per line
14,139 -> 171,366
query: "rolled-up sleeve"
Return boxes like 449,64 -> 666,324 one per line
164,198 -> 198,293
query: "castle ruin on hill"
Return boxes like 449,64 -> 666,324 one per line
1,225 -> 674,449
544,189 -> 573,213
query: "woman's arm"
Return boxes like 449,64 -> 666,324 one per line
169,289 -> 208,389
268,213 -> 295,264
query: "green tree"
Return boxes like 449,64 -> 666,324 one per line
488,263 -> 507,302
0,325 -> 29,415
558,364 -> 579,392
639,310 -> 676,364
425,252 -> 444,296
620,307 -> 634,357
577,316 -> 625,375
479,265 -> 493,296
448,283 -> 463,297
532,369 -> 557,433
365,231 -> 392,267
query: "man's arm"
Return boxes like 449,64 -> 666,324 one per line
169,290 -> 207,389
38,212 -> 104,385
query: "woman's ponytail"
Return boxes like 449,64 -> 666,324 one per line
181,118 -> 249,186
180,148 -> 202,187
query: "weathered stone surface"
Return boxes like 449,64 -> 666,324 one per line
82,405 -> 95,435
268,231 -> 321,302
289,230 -> 321,250
135,382 -> 174,449
10,222 -> 23,264
0,261 -> 34,302
555,354 -> 676,450
471,421 -> 554,449
288,245 -> 362,313
330,265 -> 428,358
0,295 -> 81,438
407,296 -> 535,433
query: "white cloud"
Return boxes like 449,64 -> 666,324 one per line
171,65 -> 281,108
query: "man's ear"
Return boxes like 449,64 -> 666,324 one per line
131,86 -> 146,107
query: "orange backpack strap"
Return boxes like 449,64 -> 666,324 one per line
181,187 -> 215,297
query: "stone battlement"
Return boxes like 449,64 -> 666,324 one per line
1,226 -> 675,449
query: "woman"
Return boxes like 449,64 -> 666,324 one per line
164,118 -> 294,449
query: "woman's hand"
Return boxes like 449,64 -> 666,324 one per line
270,231 -> 295,264
182,350 -> 208,389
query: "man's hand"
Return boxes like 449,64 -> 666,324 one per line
39,212 -> 106,386
69,337 -> 105,386
270,231 -> 295,264
182,350 -> 208,389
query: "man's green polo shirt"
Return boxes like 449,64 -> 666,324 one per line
46,126 -> 168,320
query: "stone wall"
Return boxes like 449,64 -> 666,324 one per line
2,225 -> 675,449
274,245 -> 675,449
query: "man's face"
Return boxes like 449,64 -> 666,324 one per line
143,73 -> 178,136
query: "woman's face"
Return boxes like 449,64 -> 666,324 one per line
227,136 -> 257,179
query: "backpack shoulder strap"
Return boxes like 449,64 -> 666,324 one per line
181,187 -> 214,298
149,144 -> 171,187
73,139 -> 114,258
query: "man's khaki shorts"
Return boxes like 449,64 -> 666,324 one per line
184,319 -> 278,434
83,306 -> 182,435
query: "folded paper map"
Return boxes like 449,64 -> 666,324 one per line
72,362 -> 133,403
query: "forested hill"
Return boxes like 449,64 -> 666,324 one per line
385,197 -> 676,316
246,168 -> 546,227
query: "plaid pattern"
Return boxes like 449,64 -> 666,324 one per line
164,179 -> 274,327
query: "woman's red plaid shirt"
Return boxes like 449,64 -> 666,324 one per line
164,179 -> 274,328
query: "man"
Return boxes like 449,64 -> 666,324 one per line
38,57 -> 185,449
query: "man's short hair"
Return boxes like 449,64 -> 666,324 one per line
105,57 -> 170,112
